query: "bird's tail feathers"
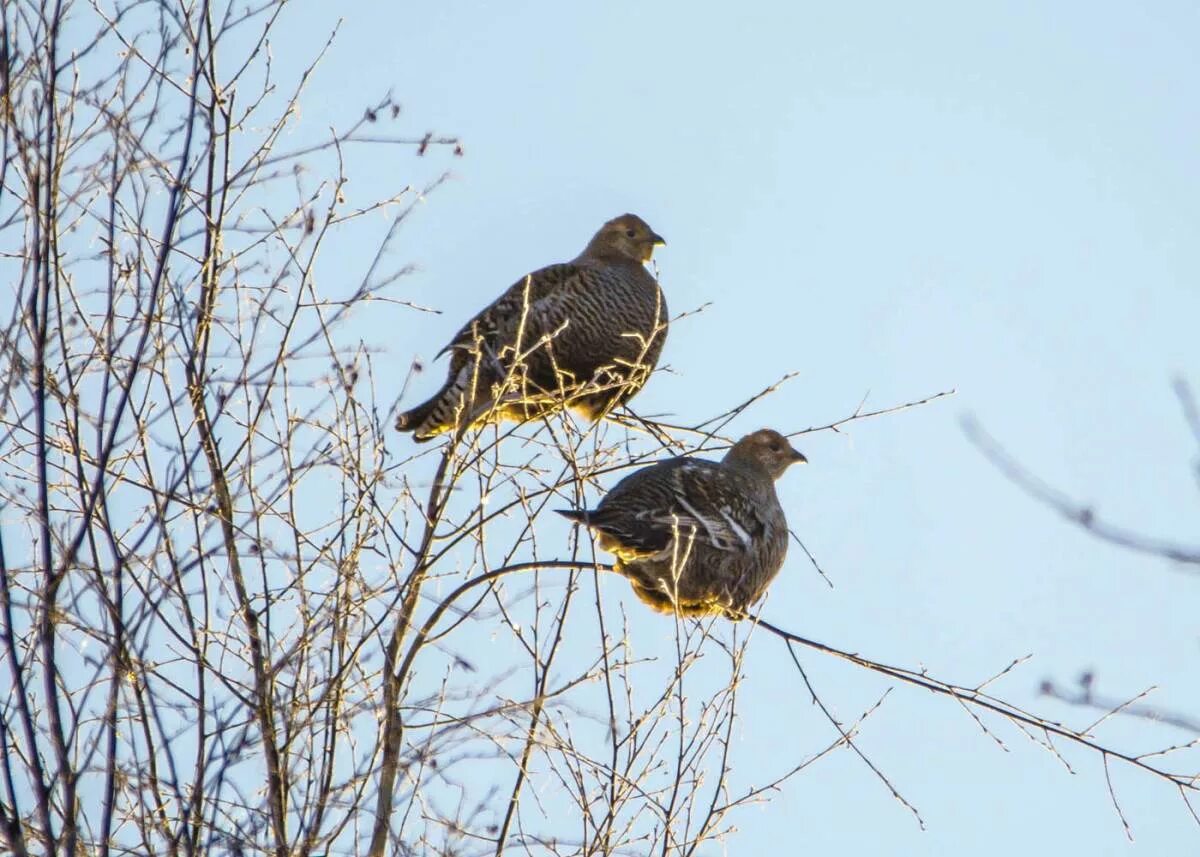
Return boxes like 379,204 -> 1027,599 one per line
394,395 -> 444,442
555,508 -> 591,525
396,367 -> 482,441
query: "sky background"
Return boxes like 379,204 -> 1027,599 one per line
272,2 -> 1199,853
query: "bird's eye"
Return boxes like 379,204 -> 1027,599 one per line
625,228 -> 636,238
769,443 -> 780,452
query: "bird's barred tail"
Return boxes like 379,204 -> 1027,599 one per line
554,509 -> 591,525
395,369 -> 474,442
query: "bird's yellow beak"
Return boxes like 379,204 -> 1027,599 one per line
650,232 -> 667,246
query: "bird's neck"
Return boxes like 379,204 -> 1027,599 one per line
722,453 -> 775,482
577,245 -> 643,267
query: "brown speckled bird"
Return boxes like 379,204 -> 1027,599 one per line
558,429 -> 806,618
395,214 -> 668,441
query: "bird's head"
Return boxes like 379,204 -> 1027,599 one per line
725,428 -> 807,480
583,214 -> 666,264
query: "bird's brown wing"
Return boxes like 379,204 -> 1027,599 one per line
436,262 -> 580,364
586,459 -> 765,555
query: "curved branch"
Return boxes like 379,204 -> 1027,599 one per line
963,416 -> 1200,567
393,560 -> 614,706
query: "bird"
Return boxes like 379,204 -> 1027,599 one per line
395,214 -> 669,441
557,429 -> 806,619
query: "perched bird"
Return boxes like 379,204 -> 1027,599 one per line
558,429 -> 806,618
395,214 -> 669,441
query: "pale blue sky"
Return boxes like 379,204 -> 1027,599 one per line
278,2 -> 1199,852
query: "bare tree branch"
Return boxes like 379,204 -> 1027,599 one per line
963,414 -> 1200,567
